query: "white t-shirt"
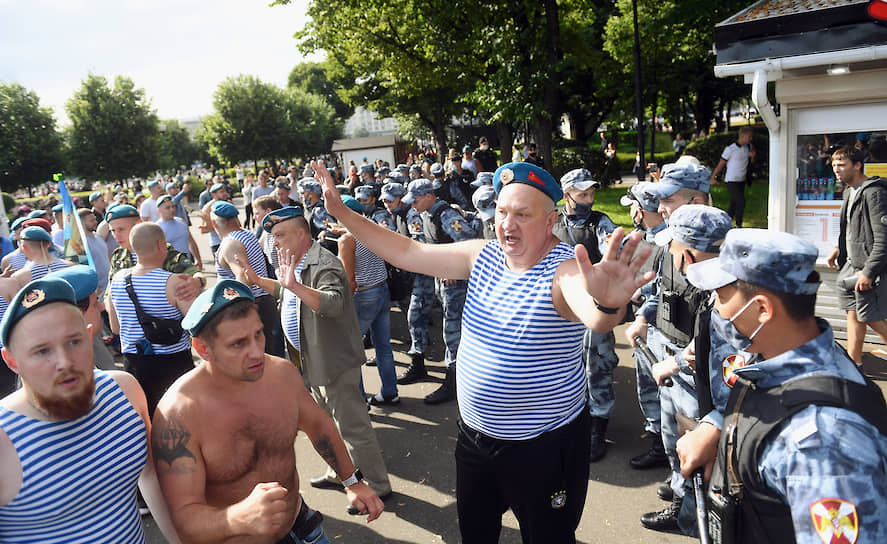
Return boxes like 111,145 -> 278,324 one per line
462,158 -> 478,175
721,142 -> 751,183
139,198 -> 160,222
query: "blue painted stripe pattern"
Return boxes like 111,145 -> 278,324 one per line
457,241 -> 587,440
0,370 -> 147,543
110,268 -> 190,354
281,255 -> 308,352
217,229 -> 269,298
29,259 -> 68,281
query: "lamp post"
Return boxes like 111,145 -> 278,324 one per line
632,0 -> 646,180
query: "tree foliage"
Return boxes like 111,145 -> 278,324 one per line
289,61 -> 354,121
199,75 -> 342,166
0,83 -> 66,191
157,119 -> 197,172
65,74 -> 160,181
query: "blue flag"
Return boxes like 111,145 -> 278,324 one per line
57,178 -> 96,271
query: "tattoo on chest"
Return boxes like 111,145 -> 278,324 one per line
153,416 -> 196,469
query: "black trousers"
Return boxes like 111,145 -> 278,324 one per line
124,349 -> 194,417
455,410 -> 591,544
255,294 -> 284,358
726,181 -> 746,227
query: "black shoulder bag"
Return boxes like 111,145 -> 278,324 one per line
124,272 -> 185,345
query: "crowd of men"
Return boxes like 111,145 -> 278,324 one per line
0,136 -> 885,544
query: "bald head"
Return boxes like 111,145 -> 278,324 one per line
130,222 -> 166,256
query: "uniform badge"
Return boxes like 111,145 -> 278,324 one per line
550,490 -> 567,509
810,498 -> 858,544
222,287 -> 239,300
410,220 -> 422,234
22,289 -> 45,308
380,220 -> 388,228
722,354 -> 747,387
500,168 -> 514,184
450,220 -> 463,232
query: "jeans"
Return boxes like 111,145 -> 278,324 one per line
353,283 -> 397,398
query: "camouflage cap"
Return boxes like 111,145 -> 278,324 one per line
687,229 -> 821,295
619,182 -> 660,212
297,178 -> 322,194
644,162 -> 711,198
381,182 -> 406,201
471,171 -> 494,188
429,163 -> 444,177
354,185 -> 375,200
472,185 -> 497,221
560,168 -> 600,192
654,204 -> 731,253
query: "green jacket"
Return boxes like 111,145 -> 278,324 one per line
295,241 -> 365,387
109,243 -> 200,284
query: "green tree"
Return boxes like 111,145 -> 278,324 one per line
66,74 -> 160,181
0,83 -> 66,193
289,61 -> 354,121
157,119 -> 196,173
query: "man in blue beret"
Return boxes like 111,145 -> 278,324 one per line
0,226 -> 70,303
235,206 -> 393,513
624,162 -> 713,473
198,182 -> 234,258
312,159 -> 653,543
164,181 -> 192,226
212,201 -> 284,358
401,177 -> 478,404
89,191 -> 108,224
157,195 -> 201,265
275,179 -> 298,207
677,229 -> 887,544
553,168 -> 620,462
150,280 -> 383,542
1,218 -> 29,275
140,179 -> 164,223
0,278 -> 180,543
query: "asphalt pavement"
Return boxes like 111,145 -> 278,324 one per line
140,201 -> 886,543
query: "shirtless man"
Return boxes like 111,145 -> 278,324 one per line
151,280 -> 383,543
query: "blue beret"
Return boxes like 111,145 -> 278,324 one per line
105,204 -> 139,222
10,217 -> 27,232
157,195 -> 173,207
0,277 -> 77,346
165,182 -> 176,191
644,163 -> 711,198
471,171 -> 494,188
619,182 -> 660,212
403,179 -> 436,205
262,205 -> 304,233
341,195 -> 364,214
210,183 -> 227,193
182,279 -> 254,337
275,180 -> 291,191
20,226 -> 51,243
654,205 -> 731,253
88,192 -> 103,203
354,185 -> 375,200
560,168 -> 600,192
472,185 -> 497,221
46,265 -> 98,302
212,201 -> 239,219
51,204 -> 64,213
147,179 -> 161,188
381,182 -> 406,201
27,210 -> 47,219
493,162 -> 563,203
688,229 -> 821,296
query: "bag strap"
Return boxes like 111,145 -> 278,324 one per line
124,271 -> 153,328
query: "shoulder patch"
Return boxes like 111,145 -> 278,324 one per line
450,220 -> 463,232
810,498 -> 858,544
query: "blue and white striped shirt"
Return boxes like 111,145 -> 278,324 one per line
110,268 -> 191,355
5,249 -> 27,271
281,255 -> 308,352
458,241 -> 587,440
354,239 -> 387,288
0,370 -> 147,543
29,259 -> 68,281
217,230 -> 269,298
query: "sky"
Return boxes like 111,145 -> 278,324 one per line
0,0 -> 319,125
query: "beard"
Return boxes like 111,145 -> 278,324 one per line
31,371 -> 96,420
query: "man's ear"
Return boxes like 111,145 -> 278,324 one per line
755,293 -> 776,325
2,347 -> 19,375
192,336 -> 210,360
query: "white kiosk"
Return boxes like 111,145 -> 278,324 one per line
714,0 -> 887,343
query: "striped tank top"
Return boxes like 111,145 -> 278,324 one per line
262,232 -> 279,272
0,294 -> 9,348
458,241 -> 587,440
0,370 -> 147,543
6,249 -> 27,271
281,255 -> 308,351
354,239 -> 387,288
217,230 -> 269,298
29,259 -> 68,281
110,268 -> 191,354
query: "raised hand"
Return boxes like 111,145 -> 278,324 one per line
312,159 -> 348,218
277,249 -> 299,293
575,228 -> 654,309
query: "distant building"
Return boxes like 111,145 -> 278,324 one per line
344,107 -> 398,138
180,117 -> 203,138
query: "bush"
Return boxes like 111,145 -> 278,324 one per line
2,193 -> 15,214
684,128 -> 769,176
550,147 -> 620,188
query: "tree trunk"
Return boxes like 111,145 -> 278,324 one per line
540,0 -> 562,172
495,121 -> 513,166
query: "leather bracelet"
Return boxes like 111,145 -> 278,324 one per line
593,298 -> 620,315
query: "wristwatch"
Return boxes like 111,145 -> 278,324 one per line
341,468 -> 363,488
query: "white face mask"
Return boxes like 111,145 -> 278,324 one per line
480,145 -> 489,151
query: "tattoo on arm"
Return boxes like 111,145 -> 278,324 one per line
313,435 -> 342,477
152,416 -> 196,471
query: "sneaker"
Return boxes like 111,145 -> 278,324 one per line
364,357 -> 377,367
367,393 -> 400,406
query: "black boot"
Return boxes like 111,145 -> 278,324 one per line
397,353 -> 427,385
424,365 -> 456,405
589,417 -> 609,463
640,494 -> 681,532
630,433 -> 668,470
657,475 -> 674,501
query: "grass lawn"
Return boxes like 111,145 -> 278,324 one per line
591,176 -> 769,230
